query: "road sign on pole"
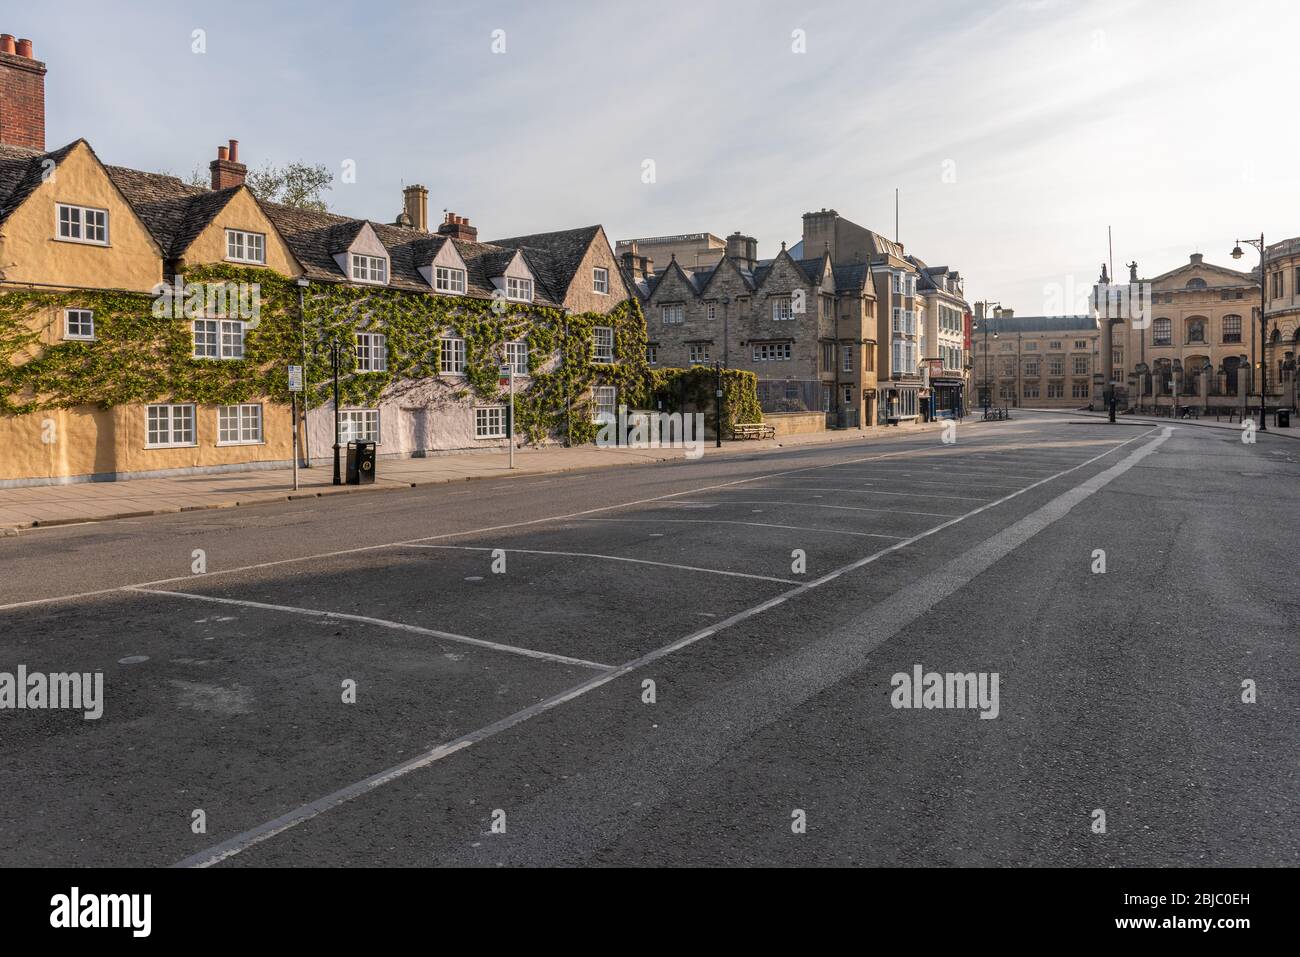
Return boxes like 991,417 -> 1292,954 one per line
288,365 -> 303,393
500,364 -> 516,469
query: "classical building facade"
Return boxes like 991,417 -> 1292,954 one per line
973,308 -> 1101,409
0,37 -> 636,486
1264,237 -> 1300,409
1098,254 -> 1260,410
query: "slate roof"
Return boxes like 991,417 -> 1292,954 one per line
487,225 -> 604,299
105,164 -> 237,257
0,140 -> 595,309
0,141 -> 79,224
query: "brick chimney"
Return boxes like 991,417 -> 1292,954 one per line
0,34 -> 46,150
437,211 -> 478,243
209,138 -> 246,190
403,184 -> 428,232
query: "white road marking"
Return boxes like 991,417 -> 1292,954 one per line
173,426 -> 1161,868
400,544 -> 802,584
576,517 -> 909,539
735,485 -> 989,502
126,588 -> 613,671
668,499 -> 953,518
0,441 -> 987,613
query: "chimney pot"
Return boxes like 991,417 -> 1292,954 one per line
0,33 -> 45,149
437,212 -> 477,243
210,138 -> 247,190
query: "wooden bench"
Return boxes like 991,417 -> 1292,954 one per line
731,422 -> 776,440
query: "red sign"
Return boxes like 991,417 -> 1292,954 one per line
963,312 -> 972,350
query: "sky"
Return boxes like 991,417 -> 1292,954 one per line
14,0 -> 1300,314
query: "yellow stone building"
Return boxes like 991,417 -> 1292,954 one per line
0,39 -> 636,487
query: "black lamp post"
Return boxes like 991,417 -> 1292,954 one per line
713,360 -> 723,448
1231,234 -> 1269,430
975,300 -> 1000,415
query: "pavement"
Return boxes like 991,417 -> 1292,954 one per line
0,420 -> 942,533
0,415 -> 1295,867
1018,405 -> 1300,437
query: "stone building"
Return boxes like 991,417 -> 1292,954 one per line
1098,254 -> 1259,410
797,210 -> 930,423
1264,237 -> 1300,408
0,34 -> 635,485
626,229 -> 879,428
614,233 -> 725,273
910,258 -> 969,418
973,309 -> 1101,409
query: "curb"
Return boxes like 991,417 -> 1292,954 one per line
1,420 -> 951,537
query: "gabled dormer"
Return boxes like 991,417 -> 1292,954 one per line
491,248 -> 536,303
334,221 -> 390,286
417,237 -> 470,296
0,138 -> 164,292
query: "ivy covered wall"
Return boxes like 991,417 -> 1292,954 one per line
0,264 -> 761,446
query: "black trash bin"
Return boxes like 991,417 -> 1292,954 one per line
1277,409 -> 1292,429
346,440 -> 376,484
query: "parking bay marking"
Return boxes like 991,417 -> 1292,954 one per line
126,587 -> 613,671
0,440 -> 1003,613
400,544 -> 803,585
173,427 -> 1159,868
577,518 -> 914,538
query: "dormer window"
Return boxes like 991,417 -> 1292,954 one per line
435,266 -> 466,294
351,254 -> 388,284
506,277 -> 533,302
57,204 -> 109,245
226,229 -> 266,264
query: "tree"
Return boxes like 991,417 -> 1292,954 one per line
245,162 -> 333,211
178,162 -> 333,210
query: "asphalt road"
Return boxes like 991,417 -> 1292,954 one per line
1,416 -> 1296,867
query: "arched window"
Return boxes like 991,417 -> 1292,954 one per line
1185,278 -> 1207,289
1153,357 -> 1173,393
1152,317 -> 1172,346
1223,355 -> 1244,394
1186,317 -> 1206,343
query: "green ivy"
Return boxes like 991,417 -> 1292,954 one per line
0,266 -> 714,447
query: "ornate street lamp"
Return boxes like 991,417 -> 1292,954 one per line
1231,235 -> 1270,430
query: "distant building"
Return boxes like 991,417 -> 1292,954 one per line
973,309 -> 1101,409
614,233 -> 725,273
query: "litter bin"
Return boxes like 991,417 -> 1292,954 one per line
346,440 -> 376,484
1277,409 -> 1292,429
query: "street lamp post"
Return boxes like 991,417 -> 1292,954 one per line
975,300 -> 1000,415
296,278 -> 312,467
1231,234 -> 1269,431
713,360 -> 723,448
